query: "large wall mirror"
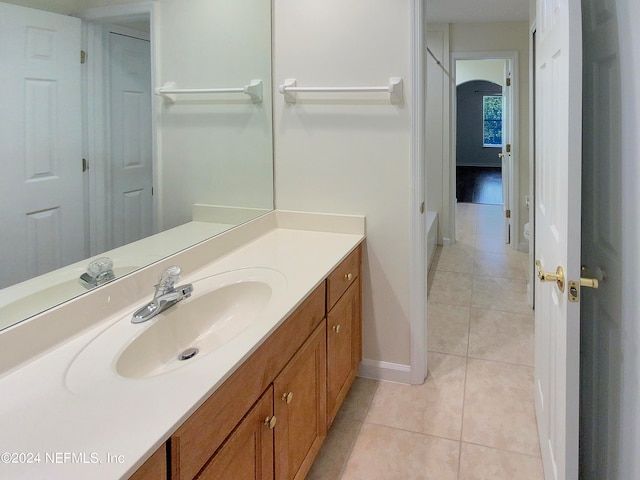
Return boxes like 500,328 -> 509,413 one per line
0,0 -> 274,330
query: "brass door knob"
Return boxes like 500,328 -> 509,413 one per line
282,391 -> 293,404
580,265 -> 600,289
332,324 -> 341,334
264,416 -> 277,429
344,273 -> 353,281
535,260 -> 565,293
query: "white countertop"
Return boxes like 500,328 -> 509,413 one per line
0,211 -> 364,479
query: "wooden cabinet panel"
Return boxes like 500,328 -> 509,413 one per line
327,278 -> 362,427
171,283 -> 325,480
196,387 -> 274,480
274,321 -> 327,480
326,246 -> 361,310
129,444 -> 167,480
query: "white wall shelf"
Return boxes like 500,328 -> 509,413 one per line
155,79 -> 263,104
279,77 -> 403,104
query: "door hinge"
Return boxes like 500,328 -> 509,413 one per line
506,143 -> 511,153
420,201 -> 425,214
81,50 -> 86,64
82,158 -> 89,172
151,187 -> 154,196
506,77 -> 511,87
506,209 -> 511,218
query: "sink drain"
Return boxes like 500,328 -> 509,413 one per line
178,347 -> 199,361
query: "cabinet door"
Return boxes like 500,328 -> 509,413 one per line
274,321 -> 327,480
129,444 -> 167,480
197,387 -> 274,480
327,278 -> 361,427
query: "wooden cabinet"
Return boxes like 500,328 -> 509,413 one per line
129,444 -> 167,480
274,322 -> 326,480
134,244 -> 362,480
170,285 -> 325,480
327,277 -> 361,427
197,387 -> 274,480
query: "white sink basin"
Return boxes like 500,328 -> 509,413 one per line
65,268 -> 287,392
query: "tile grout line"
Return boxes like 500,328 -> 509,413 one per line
337,380 -> 380,480
358,420 -> 463,444
460,439 -> 543,459
457,355 -> 470,480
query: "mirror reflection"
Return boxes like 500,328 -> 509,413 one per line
0,0 -> 274,330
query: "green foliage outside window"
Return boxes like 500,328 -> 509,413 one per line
483,95 -> 503,147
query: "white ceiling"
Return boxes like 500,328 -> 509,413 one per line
426,0 -> 530,23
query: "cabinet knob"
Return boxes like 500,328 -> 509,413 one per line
264,415 -> 277,429
332,324 -> 341,334
281,391 -> 294,404
344,273 -> 353,281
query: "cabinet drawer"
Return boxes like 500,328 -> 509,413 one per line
326,245 -> 361,311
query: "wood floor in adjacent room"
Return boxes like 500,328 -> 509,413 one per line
456,166 -> 502,205
307,203 -> 542,480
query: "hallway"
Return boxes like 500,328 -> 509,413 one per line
308,203 -> 542,479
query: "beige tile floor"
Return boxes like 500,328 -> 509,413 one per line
308,203 -> 543,480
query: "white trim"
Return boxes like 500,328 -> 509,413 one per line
442,236 -> 454,246
83,22 -> 108,256
450,51 -> 520,254
409,0 -> 427,385
425,23 -> 451,246
75,2 -> 155,23
358,359 -> 413,384
528,22 -> 536,309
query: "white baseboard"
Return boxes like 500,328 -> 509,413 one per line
442,237 -> 454,246
357,359 -> 412,384
518,241 -> 530,253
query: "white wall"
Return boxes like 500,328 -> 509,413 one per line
273,0 -> 415,370
156,0 -> 273,229
456,59 -> 506,86
615,0 -> 640,475
2,0 -> 82,14
450,22 -> 530,249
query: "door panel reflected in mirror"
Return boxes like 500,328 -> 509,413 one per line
0,0 -> 274,331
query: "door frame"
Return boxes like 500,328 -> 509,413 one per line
449,51 -> 520,250
528,23 -> 537,308
78,2 -> 159,256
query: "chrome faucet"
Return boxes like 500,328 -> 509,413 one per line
131,266 -> 194,324
79,257 -> 115,289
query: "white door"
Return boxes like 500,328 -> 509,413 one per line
0,4 -> 83,288
109,32 -> 152,249
534,0 -> 583,478
579,0 -> 623,477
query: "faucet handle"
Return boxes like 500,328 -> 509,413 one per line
87,257 -> 114,277
157,266 -> 182,290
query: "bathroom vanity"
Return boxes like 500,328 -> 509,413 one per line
167,246 -> 360,480
0,211 -> 364,480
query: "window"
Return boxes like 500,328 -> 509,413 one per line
483,95 -> 503,147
